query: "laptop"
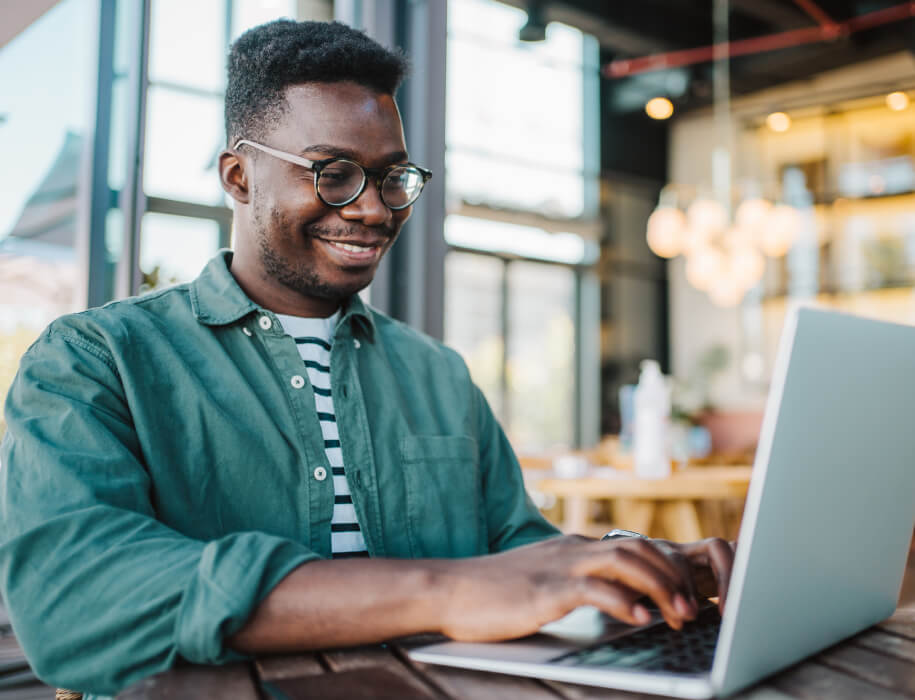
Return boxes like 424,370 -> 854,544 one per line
409,306 -> 915,698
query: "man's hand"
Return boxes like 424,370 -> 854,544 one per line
435,535 -> 735,643
228,535 -> 736,654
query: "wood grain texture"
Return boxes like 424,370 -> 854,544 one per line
817,642 -> 915,694
261,666 -> 439,700
321,645 -> 444,698
853,628 -> 915,662
256,653 -> 325,681
770,661 -> 909,700
878,607 -> 915,640
117,663 -> 259,700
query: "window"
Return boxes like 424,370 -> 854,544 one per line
444,0 -> 599,451
0,0 -> 98,436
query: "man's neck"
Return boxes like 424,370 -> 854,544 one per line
230,258 -> 341,318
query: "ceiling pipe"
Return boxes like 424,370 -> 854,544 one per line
605,1 -> 915,78
791,0 -> 838,30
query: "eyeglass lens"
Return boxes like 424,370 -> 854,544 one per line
317,160 -> 425,208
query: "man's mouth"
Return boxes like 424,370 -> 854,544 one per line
317,238 -> 385,266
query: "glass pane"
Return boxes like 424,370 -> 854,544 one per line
144,87 -> 224,204
444,252 -> 505,421
232,0 -> 297,40
446,0 -> 586,217
149,0 -> 225,92
0,0 -> 97,435
506,261 -> 576,451
139,213 -> 220,291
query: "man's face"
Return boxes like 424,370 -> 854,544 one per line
242,82 -> 412,304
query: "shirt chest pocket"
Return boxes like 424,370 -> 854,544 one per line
401,435 -> 486,558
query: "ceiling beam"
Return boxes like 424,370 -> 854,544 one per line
496,0 -> 675,55
730,0 -> 812,30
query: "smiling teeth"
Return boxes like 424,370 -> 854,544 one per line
329,241 -> 374,253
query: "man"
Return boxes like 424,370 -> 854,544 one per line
0,20 -> 733,697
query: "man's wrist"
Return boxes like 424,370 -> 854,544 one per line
601,529 -> 648,541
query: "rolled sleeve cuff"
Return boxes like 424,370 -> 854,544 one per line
175,532 -> 320,664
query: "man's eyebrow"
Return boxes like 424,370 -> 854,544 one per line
299,144 -> 410,164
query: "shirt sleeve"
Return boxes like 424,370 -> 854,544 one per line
0,329 -> 320,696
472,383 -> 562,552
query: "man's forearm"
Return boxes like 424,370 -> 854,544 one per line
227,558 -> 452,653
227,536 -> 736,653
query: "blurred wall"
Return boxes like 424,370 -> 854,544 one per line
668,51 -> 915,410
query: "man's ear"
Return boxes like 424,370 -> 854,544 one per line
219,149 -> 250,204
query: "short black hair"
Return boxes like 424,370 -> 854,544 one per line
225,19 -> 408,145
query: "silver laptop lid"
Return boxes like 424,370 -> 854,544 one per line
711,306 -> 915,696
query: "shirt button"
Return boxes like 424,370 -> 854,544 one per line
353,339 -> 361,349
314,467 -> 327,481
242,327 -> 252,337
259,316 -> 272,331
290,375 -> 305,389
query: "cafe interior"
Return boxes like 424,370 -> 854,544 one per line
2,0 -> 915,695
2,0 -> 915,543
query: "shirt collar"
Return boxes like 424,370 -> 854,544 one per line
190,249 -> 376,340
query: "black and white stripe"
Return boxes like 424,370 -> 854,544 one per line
277,314 -> 368,558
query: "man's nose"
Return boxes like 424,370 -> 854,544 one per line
338,180 -> 393,227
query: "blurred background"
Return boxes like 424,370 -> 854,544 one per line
1,0 -> 914,533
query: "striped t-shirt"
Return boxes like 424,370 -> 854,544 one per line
275,311 -> 368,558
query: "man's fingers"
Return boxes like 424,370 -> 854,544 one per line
652,540 -> 699,611
581,549 -> 691,629
680,538 -> 735,613
573,577 -> 653,627
704,538 -> 735,613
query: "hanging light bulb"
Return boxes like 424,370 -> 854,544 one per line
707,271 -> 746,307
759,204 -> 801,257
728,241 -> 765,288
686,198 -> 728,235
685,245 -> 725,291
735,198 -> 773,235
646,207 -> 686,258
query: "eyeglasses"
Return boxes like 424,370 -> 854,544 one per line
234,139 -> 432,210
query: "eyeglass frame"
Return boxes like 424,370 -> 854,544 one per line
233,139 -> 432,211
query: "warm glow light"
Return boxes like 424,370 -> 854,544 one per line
707,273 -> 746,308
728,242 -> 765,288
645,97 -> 674,120
886,91 -> 910,111
686,198 -> 728,235
646,207 -> 686,258
735,198 -> 772,234
685,245 -> 725,291
759,204 -> 801,257
766,111 -> 791,133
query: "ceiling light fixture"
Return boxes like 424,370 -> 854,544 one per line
518,0 -> 547,42
766,111 -> 791,132
645,97 -> 674,120
886,91 -> 910,111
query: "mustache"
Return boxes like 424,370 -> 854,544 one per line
303,223 -> 396,241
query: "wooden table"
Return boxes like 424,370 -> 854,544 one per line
118,604 -> 915,699
530,467 -> 754,541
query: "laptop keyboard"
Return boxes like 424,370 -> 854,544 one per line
554,605 -> 721,674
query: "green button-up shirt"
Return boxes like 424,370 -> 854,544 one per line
0,251 -> 558,696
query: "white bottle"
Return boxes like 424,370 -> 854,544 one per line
633,359 -> 671,479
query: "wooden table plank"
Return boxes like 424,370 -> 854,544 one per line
261,666 -> 439,700
410,663 -> 565,699
878,607 -> 915,640
256,653 -> 325,681
853,628 -> 915,662
117,663 -> 258,700
769,661 -> 910,700
321,645 -> 442,698
816,642 -> 915,694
